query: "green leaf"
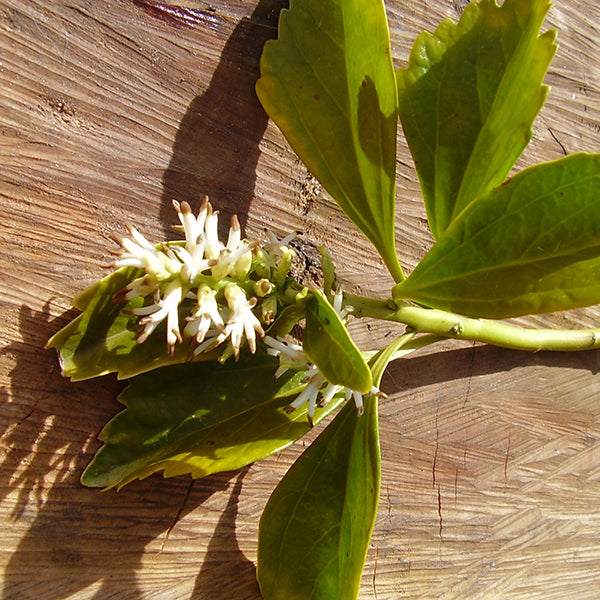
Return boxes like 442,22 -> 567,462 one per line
397,0 -> 556,238
46,267 -> 214,381
256,333 -> 427,600
81,353 -> 345,489
257,0 -> 403,282
304,290 -> 372,393
393,154 -> 600,319
257,381 -> 381,600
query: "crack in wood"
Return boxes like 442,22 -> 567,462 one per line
437,484 -> 443,544
432,401 -> 439,490
548,127 -> 568,156
505,427 -> 512,484
159,479 -> 195,553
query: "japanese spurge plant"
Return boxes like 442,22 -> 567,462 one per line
48,0 -> 600,597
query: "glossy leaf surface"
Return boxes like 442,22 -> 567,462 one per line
394,154 -> 600,318
304,290 -> 372,393
258,393 -> 369,597
256,337 -> 412,600
397,0 -> 556,238
81,353 -> 345,489
257,0 -> 403,281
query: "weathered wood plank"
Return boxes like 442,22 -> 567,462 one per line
1,0 -> 600,598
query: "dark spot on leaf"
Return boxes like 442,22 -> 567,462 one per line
314,94 -> 320,100
362,79 -> 367,87
323,318 -> 330,325
206,440 -> 215,446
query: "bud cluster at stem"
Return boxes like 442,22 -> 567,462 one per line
111,197 -> 302,360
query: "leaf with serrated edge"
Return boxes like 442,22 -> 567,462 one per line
394,154 -> 600,318
257,0 -> 403,281
304,290 -> 372,393
46,266 -> 217,381
397,0 -> 556,238
81,353 -> 346,489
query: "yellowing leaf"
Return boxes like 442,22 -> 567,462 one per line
81,353 -> 345,489
257,377 -> 379,600
46,267 -> 207,381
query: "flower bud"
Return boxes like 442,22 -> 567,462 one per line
233,249 -> 252,279
253,278 -> 274,298
260,296 -> 278,325
274,247 -> 295,283
252,248 -> 272,279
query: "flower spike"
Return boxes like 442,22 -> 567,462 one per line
110,198 -> 298,360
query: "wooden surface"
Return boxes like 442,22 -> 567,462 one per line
1,0 -> 600,598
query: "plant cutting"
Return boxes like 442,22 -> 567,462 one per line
47,0 -> 600,597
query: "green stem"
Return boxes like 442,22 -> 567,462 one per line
378,245 -> 405,283
347,294 -> 600,352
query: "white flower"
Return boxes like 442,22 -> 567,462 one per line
203,203 -> 223,260
264,330 -> 383,426
184,284 -> 225,344
284,364 -> 326,425
192,327 -> 228,357
264,229 -> 297,256
223,283 -> 264,357
190,283 -> 265,359
171,244 -> 211,284
210,238 -> 255,281
113,225 -> 177,280
172,198 -> 206,253
264,334 -> 306,378
112,273 -> 157,304
258,230 -> 297,283
133,280 -> 183,354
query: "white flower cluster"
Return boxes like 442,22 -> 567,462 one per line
112,197 -> 296,359
264,289 -> 384,425
264,334 -> 383,425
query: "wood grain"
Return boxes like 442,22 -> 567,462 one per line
1,1 -> 599,598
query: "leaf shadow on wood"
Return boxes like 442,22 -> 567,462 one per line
191,469 -> 261,600
4,304 -> 600,599
382,340 -> 600,397
159,0 -> 287,239
1,303 -> 255,599
1,0 -> 287,596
